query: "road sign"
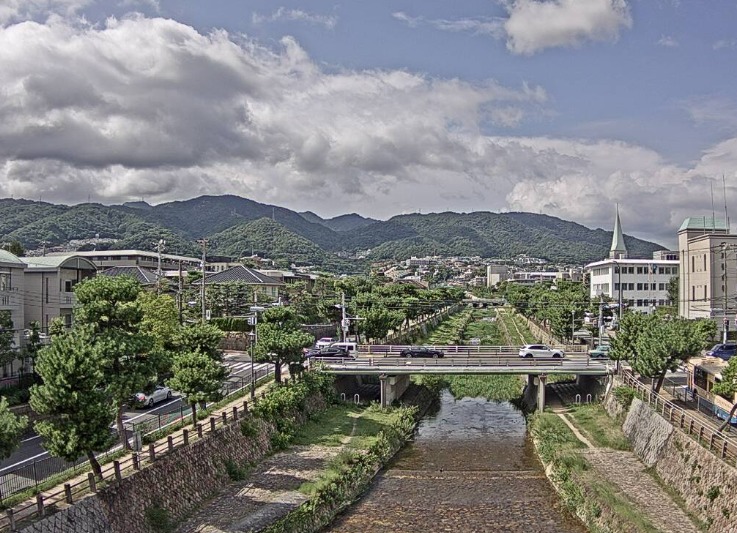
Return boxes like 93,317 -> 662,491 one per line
341,319 -> 350,330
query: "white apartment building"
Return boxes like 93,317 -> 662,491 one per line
0,250 -> 26,359
585,208 -> 677,315
678,216 -> 737,337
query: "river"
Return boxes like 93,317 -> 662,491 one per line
324,390 -> 587,532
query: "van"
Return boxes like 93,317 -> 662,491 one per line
326,341 -> 358,355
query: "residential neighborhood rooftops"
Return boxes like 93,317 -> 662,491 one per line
20,255 -> 97,271
195,264 -> 284,285
99,266 -> 161,285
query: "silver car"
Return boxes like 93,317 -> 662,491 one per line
132,385 -> 172,407
518,344 -> 564,358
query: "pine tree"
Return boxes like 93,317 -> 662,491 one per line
30,326 -> 115,478
167,351 -> 228,425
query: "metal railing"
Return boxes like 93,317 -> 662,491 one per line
358,344 -> 588,355
620,370 -> 737,467
0,366 -> 282,532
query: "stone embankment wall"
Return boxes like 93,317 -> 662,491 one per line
606,393 -> 737,532
19,395 -> 328,533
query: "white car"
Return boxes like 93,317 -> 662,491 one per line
132,385 -> 172,407
518,344 -> 564,358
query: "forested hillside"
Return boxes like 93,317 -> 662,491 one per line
0,195 -> 665,268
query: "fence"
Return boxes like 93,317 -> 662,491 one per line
0,366 -> 274,508
0,367 -> 284,532
619,370 -> 737,467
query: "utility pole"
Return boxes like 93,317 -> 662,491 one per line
597,295 -> 604,347
197,239 -> 208,323
723,243 -> 730,343
341,292 -> 348,342
177,260 -> 183,324
155,239 -> 166,294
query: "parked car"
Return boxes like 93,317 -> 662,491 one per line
400,346 -> 445,358
589,344 -> 611,358
132,385 -> 172,408
518,344 -> 564,358
706,343 -> 737,360
304,346 -> 354,359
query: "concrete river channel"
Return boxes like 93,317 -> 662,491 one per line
324,390 -> 587,533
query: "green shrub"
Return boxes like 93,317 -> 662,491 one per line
612,386 -> 637,409
706,486 -> 721,501
224,459 -> 248,481
210,317 -> 248,332
240,418 -> 259,438
145,504 -> 173,533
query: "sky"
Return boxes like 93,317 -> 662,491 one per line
1,1 -> 737,249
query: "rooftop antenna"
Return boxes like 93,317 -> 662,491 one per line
711,181 -> 716,232
723,174 -> 730,234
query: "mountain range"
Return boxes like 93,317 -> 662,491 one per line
0,195 -> 665,272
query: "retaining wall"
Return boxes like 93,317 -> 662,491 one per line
608,391 -> 737,532
18,396 -> 328,533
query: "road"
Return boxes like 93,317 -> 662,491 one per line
0,352 -> 267,477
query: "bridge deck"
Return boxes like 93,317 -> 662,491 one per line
311,356 -> 611,376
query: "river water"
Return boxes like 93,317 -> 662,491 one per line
324,390 -> 587,533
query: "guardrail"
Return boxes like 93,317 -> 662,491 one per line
620,370 -> 737,467
0,368 -> 281,532
358,344 -> 588,355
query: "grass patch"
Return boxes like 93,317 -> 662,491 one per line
567,404 -> 630,450
446,375 -> 524,402
292,403 -> 411,496
583,473 -> 661,532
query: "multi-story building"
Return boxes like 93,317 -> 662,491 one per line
0,250 -> 26,364
21,255 -> 97,332
585,208 -> 677,315
677,216 -> 737,338
48,250 -> 204,273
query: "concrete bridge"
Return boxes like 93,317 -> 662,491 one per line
311,350 -> 612,411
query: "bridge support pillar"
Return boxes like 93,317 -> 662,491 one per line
537,374 -> 547,412
379,374 -> 410,408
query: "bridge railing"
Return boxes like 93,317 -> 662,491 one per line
620,370 -> 737,467
358,344 -> 587,356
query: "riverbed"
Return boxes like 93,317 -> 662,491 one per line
324,390 -> 587,532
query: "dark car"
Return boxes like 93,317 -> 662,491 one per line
706,343 -> 737,360
400,346 -> 444,358
304,346 -> 354,359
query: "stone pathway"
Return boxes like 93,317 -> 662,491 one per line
549,387 -> 698,533
176,417 -> 360,533
581,449 -> 698,533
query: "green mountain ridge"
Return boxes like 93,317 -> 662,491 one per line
0,195 -> 666,269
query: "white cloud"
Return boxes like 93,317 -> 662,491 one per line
713,39 -> 737,50
503,0 -> 632,55
0,0 -> 91,25
682,97 -> 737,133
657,35 -> 678,47
0,13 -> 734,247
392,11 -> 504,37
252,7 -> 337,29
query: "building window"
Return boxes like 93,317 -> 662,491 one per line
651,283 -> 656,290
614,283 -> 620,291
637,267 -> 644,274
628,283 -> 635,290
659,283 -> 665,291
637,299 -> 643,307
637,283 -> 643,291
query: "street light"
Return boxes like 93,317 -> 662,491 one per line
248,306 -> 266,400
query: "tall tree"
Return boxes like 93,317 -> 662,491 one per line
22,321 -> 42,375
0,310 -> 17,368
73,276 -> 155,449
631,317 -> 711,392
0,397 -> 27,461
167,350 -> 228,425
30,326 -> 115,478
712,356 -> 737,432
1,240 -> 24,257
254,306 -> 314,383
174,322 -> 224,361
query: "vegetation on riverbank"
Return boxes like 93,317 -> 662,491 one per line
529,410 -> 663,532
263,401 -> 421,533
